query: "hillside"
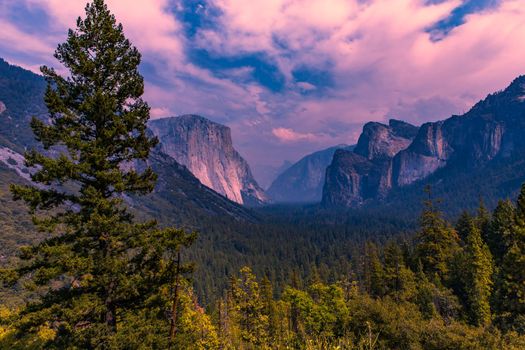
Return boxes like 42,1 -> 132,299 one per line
323,77 -> 525,215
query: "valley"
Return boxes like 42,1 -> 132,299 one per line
1,1 -> 525,347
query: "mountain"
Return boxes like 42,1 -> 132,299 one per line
322,120 -> 418,207
0,58 -> 255,231
252,160 -> 293,190
0,58 -> 46,152
132,148 -> 257,224
267,145 -> 354,203
148,115 -> 268,206
323,76 -> 525,212
353,119 -> 419,160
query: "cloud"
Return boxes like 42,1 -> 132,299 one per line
150,107 -> 174,119
272,127 -> 319,142
1,0 -> 525,175
196,0 -> 525,149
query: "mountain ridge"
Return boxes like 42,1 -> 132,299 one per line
149,115 -> 268,206
0,58 -> 255,225
267,144 -> 354,203
322,75 -> 525,211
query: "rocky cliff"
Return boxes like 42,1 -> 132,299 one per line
148,115 -> 267,206
267,145 -> 353,203
323,120 -> 418,206
0,58 -> 256,223
354,120 -> 418,160
323,76 -> 525,208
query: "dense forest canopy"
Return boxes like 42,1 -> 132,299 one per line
0,0 -> 525,349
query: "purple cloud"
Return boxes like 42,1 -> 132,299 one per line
1,0 -> 525,185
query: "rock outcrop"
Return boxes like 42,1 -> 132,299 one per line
0,57 -> 257,222
354,120 -> 418,160
267,145 -> 353,203
148,115 -> 267,206
323,120 -> 417,206
323,75 -> 525,208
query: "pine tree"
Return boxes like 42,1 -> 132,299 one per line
415,187 -> 460,281
362,242 -> 385,298
476,199 -> 491,242
229,267 -> 269,347
497,185 -> 525,332
488,200 -> 515,264
414,261 -> 436,319
4,0 -> 195,347
383,242 -> 416,300
462,216 -> 494,326
455,210 -> 473,245
260,275 -> 278,343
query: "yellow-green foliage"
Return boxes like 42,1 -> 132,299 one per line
0,306 -> 56,350
176,284 -> 219,350
217,267 -> 525,350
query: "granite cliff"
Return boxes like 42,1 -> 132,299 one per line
323,120 -> 418,206
323,76 -> 525,208
148,115 -> 267,206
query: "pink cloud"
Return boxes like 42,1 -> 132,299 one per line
272,127 -> 319,143
24,0 -> 185,61
2,0 -> 525,171
198,0 -> 525,152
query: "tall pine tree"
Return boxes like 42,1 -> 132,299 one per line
455,210 -> 473,245
462,216 -> 494,326
228,267 -> 269,347
496,185 -> 525,332
415,187 -> 460,281
4,0 -> 195,347
362,242 -> 385,298
488,200 -> 515,264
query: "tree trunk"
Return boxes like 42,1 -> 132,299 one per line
105,280 -> 117,332
168,251 -> 181,349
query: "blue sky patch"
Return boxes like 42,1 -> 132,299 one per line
139,61 -> 177,90
172,0 -> 221,38
189,49 -> 286,92
427,0 -> 501,41
292,65 -> 334,93
7,2 -> 51,35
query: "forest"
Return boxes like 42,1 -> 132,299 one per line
1,0 -> 525,349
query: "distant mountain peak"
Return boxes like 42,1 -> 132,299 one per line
467,74 -> 525,115
175,114 -> 225,126
354,119 -> 418,160
149,115 -> 267,206
323,74 -> 525,209
267,144 -> 354,203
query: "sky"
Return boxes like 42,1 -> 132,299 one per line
1,0 -> 525,186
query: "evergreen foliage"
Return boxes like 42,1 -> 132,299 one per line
415,187 -> 460,281
496,185 -> 525,332
487,199 -> 515,264
2,1 -> 195,347
462,215 -> 494,326
1,0 -> 525,348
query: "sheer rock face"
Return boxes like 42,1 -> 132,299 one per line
323,120 -> 417,206
354,120 -> 418,160
323,75 -> 525,208
267,145 -> 353,203
0,58 -> 256,221
322,150 -> 381,207
148,115 -> 267,206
